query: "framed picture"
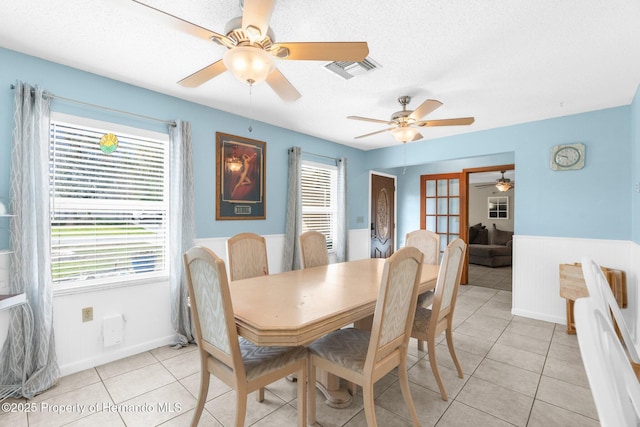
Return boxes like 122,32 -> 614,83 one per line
215,132 -> 266,220
488,196 -> 509,219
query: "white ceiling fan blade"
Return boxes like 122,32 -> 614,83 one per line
178,60 -> 227,87
242,0 -> 275,39
347,116 -> 392,125
265,68 -> 301,102
409,99 -> 443,121
271,42 -> 369,61
417,117 -> 475,127
131,0 -> 233,46
354,127 -> 396,139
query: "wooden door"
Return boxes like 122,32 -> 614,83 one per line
370,174 -> 395,258
420,173 -> 463,260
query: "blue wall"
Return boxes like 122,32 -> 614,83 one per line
0,48 -> 367,242
632,84 -> 640,244
1,47 -> 637,245
366,107 -> 632,240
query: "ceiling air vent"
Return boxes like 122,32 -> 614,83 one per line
324,57 -> 381,80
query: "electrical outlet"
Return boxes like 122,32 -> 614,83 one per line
82,307 -> 93,322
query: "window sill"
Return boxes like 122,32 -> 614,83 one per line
53,274 -> 169,297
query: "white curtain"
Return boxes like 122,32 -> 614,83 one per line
169,121 -> 195,347
0,82 -> 59,398
282,147 -> 302,271
335,157 -> 348,262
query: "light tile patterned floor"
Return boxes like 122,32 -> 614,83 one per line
1,271 -> 598,426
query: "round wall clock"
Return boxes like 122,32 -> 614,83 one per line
550,143 -> 585,170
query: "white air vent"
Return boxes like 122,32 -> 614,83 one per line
324,57 -> 381,80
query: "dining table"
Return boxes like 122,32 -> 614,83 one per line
229,257 -> 440,407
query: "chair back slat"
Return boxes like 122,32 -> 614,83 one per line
367,247 -> 423,364
432,239 -> 466,322
300,231 -> 329,268
184,247 -> 242,369
405,229 -> 440,264
227,233 -> 269,281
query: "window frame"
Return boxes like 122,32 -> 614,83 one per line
49,112 -> 170,294
300,160 -> 338,253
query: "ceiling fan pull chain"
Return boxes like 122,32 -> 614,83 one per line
248,83 -> 254,133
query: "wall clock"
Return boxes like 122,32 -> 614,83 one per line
550,143 -> 585,170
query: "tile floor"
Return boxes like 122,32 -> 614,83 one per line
468,264 -> 512,291
0,273 -> 598,426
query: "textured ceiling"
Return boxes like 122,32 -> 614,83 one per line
1,0 -> 639,151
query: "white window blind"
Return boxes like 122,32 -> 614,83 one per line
301,162 -> 337,251
49,114 -> 169,286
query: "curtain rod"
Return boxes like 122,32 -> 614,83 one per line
10,84 -> 176,128
301,150 -> 339,161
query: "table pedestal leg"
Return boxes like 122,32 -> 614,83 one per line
315,368 -> 353,408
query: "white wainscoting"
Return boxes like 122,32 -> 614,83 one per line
513,235 -> 637,337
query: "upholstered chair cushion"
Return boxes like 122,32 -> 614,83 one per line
307,328 -> 370,374
239,337 -> 308,380
413,306 -> 433,332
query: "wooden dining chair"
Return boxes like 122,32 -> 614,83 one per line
410,238 -> 466,400
183,246 -> 308,427
226,232 -> 269,281
581,257 -> 640,369
307,246 -> 424,427
299,230 -> 329,269
574,297 -> 640,426
405,229 -> 440,310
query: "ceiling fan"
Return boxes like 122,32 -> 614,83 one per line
347,96 -> 475,143
131,0 -> 369,101
475,171 -> 515,192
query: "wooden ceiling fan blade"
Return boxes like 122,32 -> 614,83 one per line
265,68 -> 301,102
272,42 -> 369,61
242,0 -> 275,39
417,117 -> 475,127
131,0 -> 232,45
354,127 -> 395,139
409,99 -> 443,121
347,116 -> 391,125
178,60 -> 227,87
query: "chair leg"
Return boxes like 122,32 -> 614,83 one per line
308,357 -> 317,425
417,339 -> 424,352
428,337 -> 448,401
445,322 -> 463,378
362,384 -> 378,427
191,369 -> 210,427
398,359 -> 420,427
235,393 -> 248,427
297,360 -> 307,427
255,387 -> 265,402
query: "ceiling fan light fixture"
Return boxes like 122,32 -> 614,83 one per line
223,46 -> 275,85
391,126 -> 418,143
495,181 -> 512,192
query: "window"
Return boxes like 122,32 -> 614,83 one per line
49,113 -> 169,288
301,161 -> 337,251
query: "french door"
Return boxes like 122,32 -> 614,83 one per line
420,173 -> 464,259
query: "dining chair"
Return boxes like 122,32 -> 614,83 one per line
410,238 -> 466,400
581,257 -> 640,365
299,230 -> 329,269
226,232 -> 269,281
574,297 -> 640,426
183,246 -> 308,427
405,229 -> 440,310
307,246 -> 423,427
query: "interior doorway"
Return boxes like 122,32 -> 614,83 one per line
462,164 -> 515,286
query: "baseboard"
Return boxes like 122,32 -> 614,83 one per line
58,334 -> 176,377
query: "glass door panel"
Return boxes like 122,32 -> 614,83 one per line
420,173 -> 461,259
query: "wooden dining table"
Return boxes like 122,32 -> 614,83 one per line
229,257 -> 440,406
